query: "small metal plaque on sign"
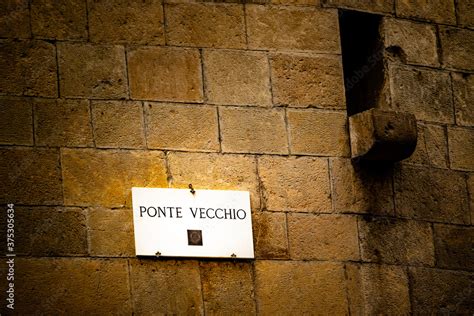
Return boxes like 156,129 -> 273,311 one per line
132,188 -> 254,259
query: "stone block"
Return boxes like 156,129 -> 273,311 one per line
87,207 -> 134,257
130,259 -> 203,315
168,152 -> 260,209
457,0 -> 474,28
7,258 -> 132,315
252,211 -> 288,259
247,5 -> 340,53
383,18 -> 438,67
0,40 -> 57,97
271,53 -> 345,108
58,43 -> 127,98
145,102 -> 219,151
258,156 -> 331,212
389,65 -> 454,124
394,164 -> 469,224
409,267 -> 474,314
272,0 -> 319,5
346,263 -> 410,315
203,49 -> 271,106
348,108 -> 417,162
0,0 -> 30,38
448,127 -> 474,171
88,0 -> 164,44
288,213 -> 359,260
359,217 -> 435,265
396,0 -> 456,24
453,72 -> 474,127
0,97 -> 33,145
330,158 -> 394,214
31,0 -> 87,40
14,206 -> 87,256
200,262 -> 255,315
220,107 -> 288,154
34,98 -> 94,147
62,149 -> 167,207
91,100 -> 145,149
434,224 -> 474,271
322,0 -> 394,13
469,174 -> 474,225
128,46 -> 203,102
0,147 -> 62,205
406,123 -> 448,169
288,109 -> 349,156
255,261 -> 348,314
440,27 -> 474,71
166,3 -> 246,48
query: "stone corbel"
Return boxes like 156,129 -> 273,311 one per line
349,108 -> 418,162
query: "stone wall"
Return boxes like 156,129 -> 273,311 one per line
0,0 -> 472,314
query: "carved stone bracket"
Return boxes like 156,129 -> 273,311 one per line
349,108 -> 418,162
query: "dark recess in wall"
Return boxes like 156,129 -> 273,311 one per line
339,10 -> 384,116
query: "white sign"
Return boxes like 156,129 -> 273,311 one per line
131,187 -> 254,259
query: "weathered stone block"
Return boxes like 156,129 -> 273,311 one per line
88,0 -> 164,44
130,259 -> 203,315
87,207 -> 134,257
203,49 -> 271,106
145,102 -> 219,151
394,164 -> 469,224
453,72 -> 474,127
255,261 -> 348,314
434,224 -> 474,271
252,211 -> 289,259
58,43 -> 127,98
0,97 -> 33,145
409,267 -> 474,314
359,217 -> 435,265
406,123 -> 448,168
288,109 -> 349,156
15,207 -> 87,256
8,258 -> 131,315
0,148 -> 62,205
128,46 -> 203,102
349,108 -> 417,161
220,107 -> 288,154
91,100 -> 145,149
440,27 -> 474,71
346,263 -> 410,315
35,98 -> 94,147
389,65 -> 454,124
330,158 -> 394,214
383,18 -> 438,67
247,5 -> 340,53
200,262 -> 255,315
0,40 -> 57,97
448,127 -> 474,171
168,152 -> 260,209
272,0 -> 319,5
457,0 -> 474,28
288,213 -> 359,260
62,149 -> 167,207
469,174 -> 474,225
322,0 -> 394,13
396,0 -> 456,24
0,0 -> 30,38
166,3 -> 246,49
258,156 -> 331,212
31,0 -> 87,40
271,53 -> 345,108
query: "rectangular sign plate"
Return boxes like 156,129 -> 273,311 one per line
132,187 -> 254,259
